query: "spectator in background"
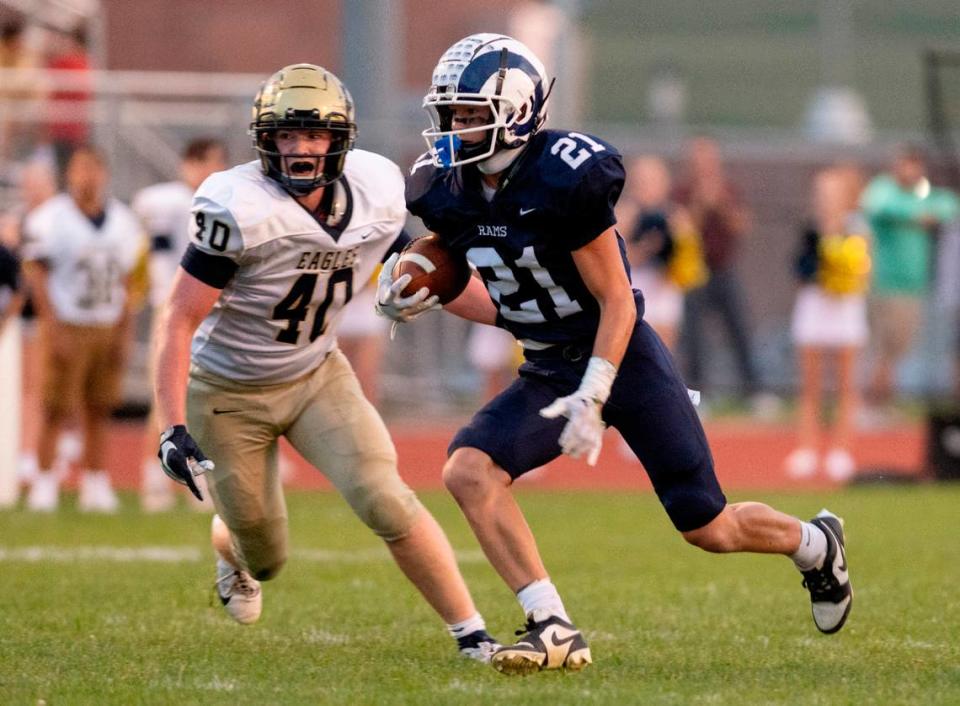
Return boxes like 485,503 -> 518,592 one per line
133,138 -> 226,512
21,146 -> 147,512
45,24 -> 91,183
861,145 -> 960,412
0,19 -> 43,165
786,166 -> 870,481
625,155 -> 706,352
673,137 -> 772,414
0,160 -> 57,488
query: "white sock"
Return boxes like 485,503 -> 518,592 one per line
791,521 -> 828,571
18,453 -> 38,482
446,612 -> 486,639
517,578 -> 569,622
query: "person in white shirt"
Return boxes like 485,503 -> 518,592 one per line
22,146 -> 147,512
151,64 -> 498,662
132,138 -> 227,512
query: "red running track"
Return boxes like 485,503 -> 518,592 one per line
44,418 -> 926,492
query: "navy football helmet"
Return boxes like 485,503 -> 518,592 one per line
422,34 -> 552,171
250,64 -> 357,195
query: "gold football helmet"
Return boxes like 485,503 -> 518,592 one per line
250,63 -> 357,194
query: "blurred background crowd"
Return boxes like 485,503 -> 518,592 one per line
1,0 -> 959,512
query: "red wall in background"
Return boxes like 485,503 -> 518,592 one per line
103,0 -> 519,86
104,0 -> 343,73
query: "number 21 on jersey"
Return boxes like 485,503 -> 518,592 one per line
551,132 -> 606,170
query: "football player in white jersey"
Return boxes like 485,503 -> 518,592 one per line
22,146 -> 147,512
152,64 -> 498,662
133,138 -> 227,512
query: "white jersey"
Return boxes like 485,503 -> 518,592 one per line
22,193 -> 145,326
187,152 -> 405,384
131,180 -> 193,308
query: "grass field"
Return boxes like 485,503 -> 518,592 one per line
2,485 -> 959,705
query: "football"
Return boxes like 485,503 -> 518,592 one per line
393,234 -> 472,305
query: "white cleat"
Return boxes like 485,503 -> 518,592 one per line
17,453 -> 39,486
216,558 -> 262,625
457,629 -> 501,663
802,510 -> 853,634
78,472 -> 119,513
26,471 -> 60,512
785,447 -> 818,479
492,610 -> 592,675
824,448 -> 856,482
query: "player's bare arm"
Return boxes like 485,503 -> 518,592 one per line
152,267 -> 220,500
442,273 -> 498,325
571,225 -> 636,369
153,267 -> 221,430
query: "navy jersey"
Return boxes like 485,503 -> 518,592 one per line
407,129 -> 630,346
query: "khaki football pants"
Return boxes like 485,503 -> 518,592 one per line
186,349 -> 422,580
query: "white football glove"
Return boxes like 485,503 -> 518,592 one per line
375,252 -> 441,323
539,357 -> 618,466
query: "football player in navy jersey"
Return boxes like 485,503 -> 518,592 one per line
378,34 -> 853,675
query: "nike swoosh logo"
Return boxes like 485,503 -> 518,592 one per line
160,440 -> 176,466
836,551 -> 848,580
212,408 -> 241,415
827,528 -> 849,583
541,624 -> 579,662
550,631 -> 577,648
519,207 -> 537,216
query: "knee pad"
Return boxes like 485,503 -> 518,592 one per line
351,486 -> 422,542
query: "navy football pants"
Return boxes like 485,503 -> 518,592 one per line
450,319 -> 727,532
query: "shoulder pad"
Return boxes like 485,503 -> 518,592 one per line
533,129 -> 622,189
190,191 -> 245,261
341,149 -> 406,226
21,197 -> 60,260
405,152 -> 442,205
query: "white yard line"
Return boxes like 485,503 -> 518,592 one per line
0,545 -> 486,564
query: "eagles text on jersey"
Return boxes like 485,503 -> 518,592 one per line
407,129 -> 633,347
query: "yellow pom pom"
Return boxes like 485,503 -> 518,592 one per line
817,233 -> 871,295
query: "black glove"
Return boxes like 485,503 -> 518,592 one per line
158,425 -> 212,501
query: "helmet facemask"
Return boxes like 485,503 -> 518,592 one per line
254,119 -> 355,195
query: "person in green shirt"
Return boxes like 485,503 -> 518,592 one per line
861,144 -> 960,407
